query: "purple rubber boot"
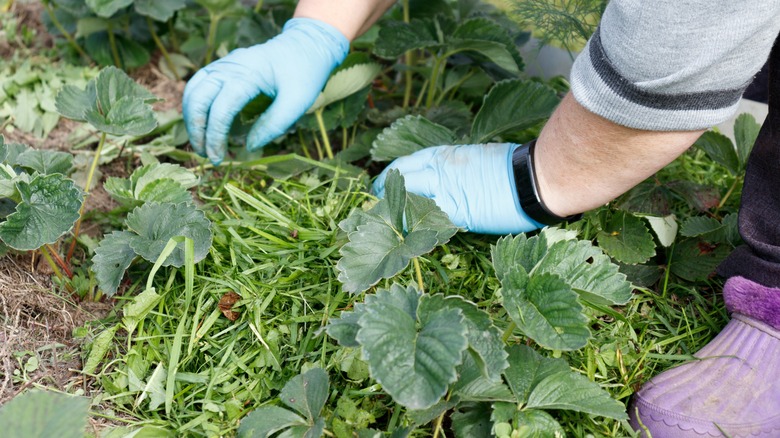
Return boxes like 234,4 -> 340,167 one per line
629,276 -> 780,437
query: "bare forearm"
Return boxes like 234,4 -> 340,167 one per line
535,93 -> 705,217
294,0 -> 396,41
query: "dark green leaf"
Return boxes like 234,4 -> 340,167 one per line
125,202 -> 212,267
237,406 -> 307,438
471,80 -> 559,143
536,237 -> 633,305
356,285 -> 468,410
503,345 -> 568,404
500,268 -> 590,351
337,171 -> 457,293
526,372 -> 628,419
0,174 -> 83,250
670,238 -> 731,282
15,150 -> 74,175
734,113 -> 761,167
373,19 -> 439,59
513,410 -> 565,437
92,230 -> 138,296
451,403 -> 493,438
419,295 -> 508,381
452,17 -> 524,70
280,368 -> 329,420
371,116 -> 457,162
450,353 -> 513,402
134,0 -> 187,21
85,0 -> 132,17
85,33 -> 152,69
95,66 -> 158,109
695,131 -> 739,175
596,211 -> 656,264
0,390 -> 89,438
104,177 -> 136,205
325,309 -> 363,348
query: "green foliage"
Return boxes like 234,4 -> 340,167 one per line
371,115 -> 458,162
0,138 -> 83,251
92,202 -> 212,295
56,66 -> 159,136
0,390 -> 90,438
238,368 -> 329,438
337,170 -> 458,293
104,162 -> 199,206
471,79 -> 560,143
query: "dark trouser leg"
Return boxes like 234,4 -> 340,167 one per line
629,36 -> 780,437
718,35 -> 780,287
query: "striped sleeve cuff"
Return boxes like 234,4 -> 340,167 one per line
570,28 -> 750,132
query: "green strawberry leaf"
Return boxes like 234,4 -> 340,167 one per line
134,0 -> 187,22
337,170 -> 457,293
355,284 -> 468,410
84,96 -> 157,136
526,372 -> 627,419
596,211 -> 656,264
92,230 -> 138,296
125,202 -> 212,267
280,368 -> 330,420
499,267 -> 590,351
471,80 -> 559,143
419,295 -> 508,382
55,82 -> 97,122
308,63 -> 381,113
0,173 -> 83,250
237,406 -> 307,438
695,130 -> 739,175
15,149 -> 74,175
85,0 -> 132,17
734,113 -> 761,168
502,345 -> 569,404
371,115 -> 458,162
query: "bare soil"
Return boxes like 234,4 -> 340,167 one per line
0,254 -> 111,404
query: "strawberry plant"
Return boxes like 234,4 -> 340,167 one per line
0,136 -> 83,276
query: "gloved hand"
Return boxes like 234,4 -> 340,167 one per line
182,18 -> 350,164
372,143 -> 545,235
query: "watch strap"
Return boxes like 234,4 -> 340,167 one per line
511,140 -> 582,226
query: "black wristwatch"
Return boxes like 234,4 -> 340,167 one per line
511,140 -> 582,226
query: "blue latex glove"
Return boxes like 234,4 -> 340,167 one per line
372,144 -> 545,235
182,18 -> 350,164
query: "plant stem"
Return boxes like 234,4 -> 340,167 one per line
168,19 -> 180,52
204,12 -> 221,65
146,17 -> 181,81
43,2 -> 93,64
253,0 -> 264,13
46,244 -> 73,279
413,257 -> 424,292
425,56 -> 444,108
314,108 -> 334,159
661,242 -> 674,299
432,392 -> 452,438
39,246 -> 64,282
402,0 -> 413,108
106,22 -> 122,68
716,176 -> 742,213
67,132 -> 107,263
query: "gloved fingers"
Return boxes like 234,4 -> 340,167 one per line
183,72 -> 222,157
204,84 -> 260,164
372,147 -> 444,198
398,168 -> 439,198
246,90 -> 312,151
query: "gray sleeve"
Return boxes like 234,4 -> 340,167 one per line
569,0 -> 780,131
